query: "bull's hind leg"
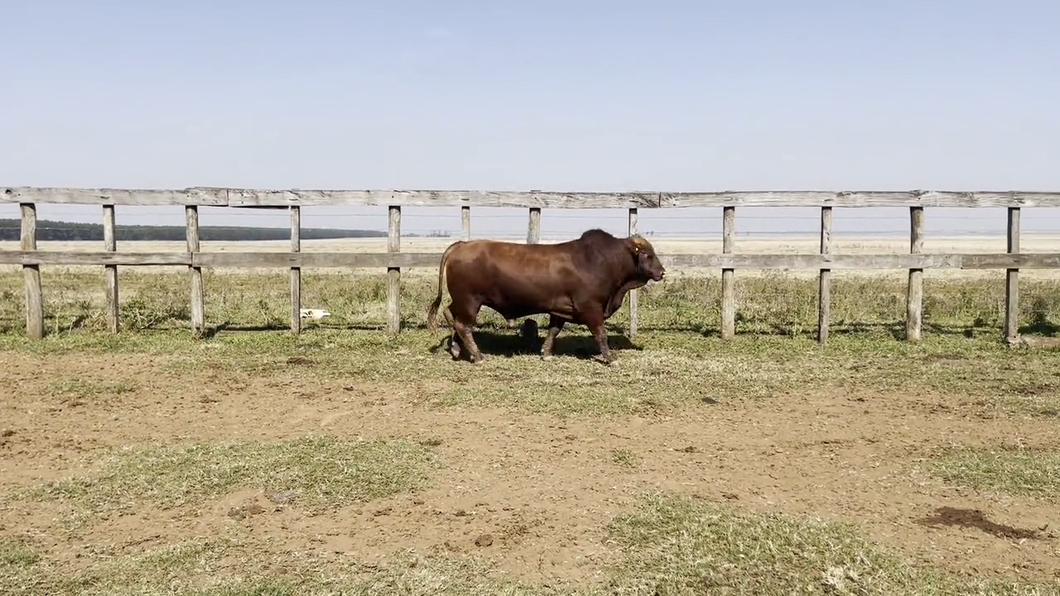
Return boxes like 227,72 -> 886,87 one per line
449,301 -> 486,363
442,306 -> 462,360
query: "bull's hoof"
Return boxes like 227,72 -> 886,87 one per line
541,353 -> 554,361
520,319 -> 539,340
471,355 -> 487,365
594,354 -> 617,365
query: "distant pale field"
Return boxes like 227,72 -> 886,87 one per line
3,233 -> 1060,279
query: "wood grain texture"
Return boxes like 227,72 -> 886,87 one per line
20,204 -> 43,340
662,254 -> 965,269
2,186 -> 227,205
290,206 -> 301,334
227,189 -> 667,208
628,207 -> 639,342
103,205 -> 119,333
186,206 -> 205,336
0,252 -> 193,265
720,207 -> 736,340
193,252 -> 438,268
817,207 -> 832,344
527,208 -> 541,244
461,206 -> 471,240
386,206 -> 401,334
906,207 -> 925,343
662,190 -> 1060,208
7,186 -> 1060,208
1004,207 -> 1020,344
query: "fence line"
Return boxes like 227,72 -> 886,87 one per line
4,186 -> 1060,344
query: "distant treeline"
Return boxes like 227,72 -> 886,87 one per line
0,219 -> 390,242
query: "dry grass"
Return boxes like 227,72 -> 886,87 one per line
16,436 -> 441,514
925,445 -> 1060,500
3,267 -> 1060,418
4,263 -> 1060,338
3,493 -> 1057,595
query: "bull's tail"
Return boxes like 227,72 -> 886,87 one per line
426,241 -> 461,332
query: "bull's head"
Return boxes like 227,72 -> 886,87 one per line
628,235 -> 665,282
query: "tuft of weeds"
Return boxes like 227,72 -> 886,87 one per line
0,538 -> 40,568
610,448 -> 639,469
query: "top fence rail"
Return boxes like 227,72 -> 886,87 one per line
6,187 -> 1060,208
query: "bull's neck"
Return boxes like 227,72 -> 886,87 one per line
587,242 -> 643,295
607,259 -> 646,295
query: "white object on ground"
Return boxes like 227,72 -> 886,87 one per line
299,309 -> 331,320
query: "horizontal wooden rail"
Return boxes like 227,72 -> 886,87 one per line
6,186 -> 1060,208
4,251 -> 1060,270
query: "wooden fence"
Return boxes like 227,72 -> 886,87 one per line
4,186 -> 1060,344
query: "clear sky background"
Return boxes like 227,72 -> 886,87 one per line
2,0 -> 1059,239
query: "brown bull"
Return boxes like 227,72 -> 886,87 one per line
426,229 -> 665,363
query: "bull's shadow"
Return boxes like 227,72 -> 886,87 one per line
429,323 -> 640,361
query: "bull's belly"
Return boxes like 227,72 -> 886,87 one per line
483,295 -> 577,322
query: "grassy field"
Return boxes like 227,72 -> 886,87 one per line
2,236 -> 1060,594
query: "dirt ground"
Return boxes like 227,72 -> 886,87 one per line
2,350 -> 1058,587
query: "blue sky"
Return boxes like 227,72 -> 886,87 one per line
2,0 -> 1059,238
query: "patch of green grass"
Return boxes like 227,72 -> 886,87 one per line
925,445 -> 1060,499
599,492 -> 1057,595
0,538 -> 40,568
20,435 -> 440,514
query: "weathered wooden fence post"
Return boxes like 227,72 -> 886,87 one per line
386,205 -> 401,334
628,207 -> 639,341
527,207 -> 541,244
461,205 -> 471,240
21,203 -> 43,340
103,204 -> 119,333
185,206 -> 205,336
290,206 -> 301,334
1004,206 -> 1021,343
817,206 -> 832,343
721,206 -> 736,340
906,206 -> 924,342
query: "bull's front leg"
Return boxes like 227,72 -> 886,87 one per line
584,311 -> 615,364
541,315 -> 566,360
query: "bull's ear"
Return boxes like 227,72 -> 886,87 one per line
628,235 -> 648,253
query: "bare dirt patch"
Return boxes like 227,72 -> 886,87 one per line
3,347 -> 1059,590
